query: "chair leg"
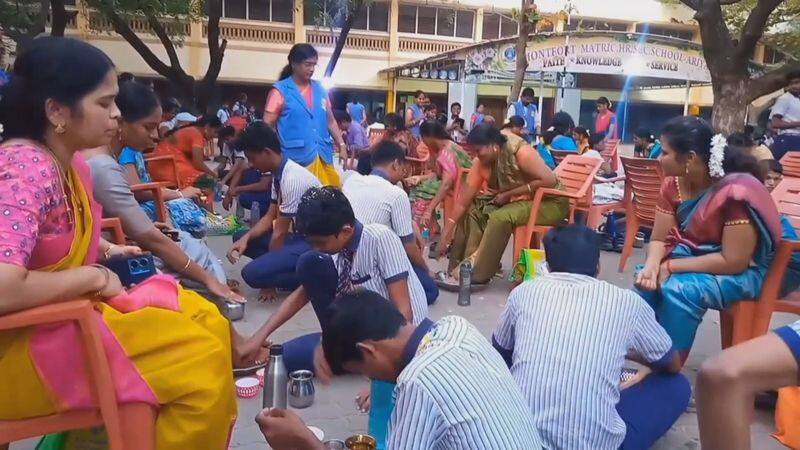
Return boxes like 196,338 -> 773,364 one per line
719,309 -> 734,350
618,215 -> 639,272
119,403 -> 157,450
586,207 -> 603,230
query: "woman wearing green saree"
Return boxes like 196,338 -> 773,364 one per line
435,124 -> 568,286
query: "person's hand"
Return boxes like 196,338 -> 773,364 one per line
234,336 -> 270,368
313,344 -> 334,385
420,208 -> 434,227
180,186 -> 202,199
634,264 -> 659,291
355,384 -> 371,413
256,408 -> 321,450
658,261 -> 672,286
94,266 -> 125,299
228,236 -> 249,264
206,277 -> 246,303
620,367 -> 651,390
222,192 -> 235,211
105,245 -> 143,259
434,231 -> 454,260
405,175 -> 421,187
153,221 -> 170,231
492,191 -> 512,206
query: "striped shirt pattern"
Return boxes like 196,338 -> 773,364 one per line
389,316 -> 543,450
270,159 -> 321,217
344,222 -> 428,325
493,273 -> 674,450
343,172 -> 415,243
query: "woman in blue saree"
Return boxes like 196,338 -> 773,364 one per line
636,117 -> 785,364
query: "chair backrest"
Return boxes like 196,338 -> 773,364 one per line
554,155 -> 602,201
620,156 -> 664,226
772,177 -> 800,234
550,150 -> 573,167
145,155 -> 179,189
369,128 -> 386,142
780,153 -> 800,179
600,138 -> 620,172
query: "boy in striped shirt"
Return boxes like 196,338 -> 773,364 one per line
257,290 -> 543,450
493,224 -> 690,449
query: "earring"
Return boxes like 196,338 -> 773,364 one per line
685,164 -> 690,176
55,123 -> 66,134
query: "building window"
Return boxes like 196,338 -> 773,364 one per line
764,46 -> 786,65
636,24 -> 693,41
567,18 -> 628,32
482,12 -> 517,40
223,0 -> 292,22
348,2 -> 389,31
398,4 -> 475,38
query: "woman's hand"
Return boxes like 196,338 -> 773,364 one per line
105,244 -> 143,260
206,277 -> 246,303
658,261 -> 672,286
180,186 -> 202,199
256,408 -> 322,450
492,191 -> 512,206
634,264 -> 659,291
434,230 -> 454,260
94,266 -> 125,299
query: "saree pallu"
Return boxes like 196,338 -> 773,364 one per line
141,198 -> 207,237
638,174 -> 783,351
0,160 -> 237,450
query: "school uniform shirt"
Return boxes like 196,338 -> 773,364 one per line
492,273 -> 675,450
388,316 -> 543,450
270,158 -> 321,217
342,170 -> 414,244
340,222 -> 427,325
771,92 -> 800,136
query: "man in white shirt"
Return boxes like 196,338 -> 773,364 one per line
770,70 -> 800,160
493,224 -> 689,450
343,141 -> 438,304
258,290 -> 544,450
506,87 -> 539,143
216,102 -> 231,125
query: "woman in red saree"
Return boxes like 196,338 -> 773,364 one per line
635,116 -> 784,364
0,37 -> 261,450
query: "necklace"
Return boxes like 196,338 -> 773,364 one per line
45,149 -> 81,227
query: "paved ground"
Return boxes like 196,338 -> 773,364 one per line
10,183 -> 795,449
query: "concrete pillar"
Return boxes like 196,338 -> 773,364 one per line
294,0 -> 306,43
386,76 -> 397,113
474,8 -> 484,42
389,0 -> 399,64
188,21 -> 203,78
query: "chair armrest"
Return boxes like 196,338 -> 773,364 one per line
144,155 -> 176,163
131,182 -> 171,192
595,175 -> 625,184
0,299 -> 95,331
537,187 -> 584,200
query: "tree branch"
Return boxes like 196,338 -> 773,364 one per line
49,0 -> 67,37
202,0 -> 226,84
693,0 -> 737,74
748,60 -> 800,101
146,13 -> 181,70
106,10 -> 174,78
678,0 -> 699,10
737,0 -> 783,59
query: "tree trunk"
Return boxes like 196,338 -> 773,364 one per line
508,0 -> 535,105
324,1 -> 363,78
710,76 -> 750,134
50,0 -> 67,37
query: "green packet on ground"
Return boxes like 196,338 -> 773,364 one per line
37,428 -> 107,450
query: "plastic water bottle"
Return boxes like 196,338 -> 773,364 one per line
263,344 -> 288,409
457,262 -> 472,307
421,227 -> 430,242
250,201 -> 260,228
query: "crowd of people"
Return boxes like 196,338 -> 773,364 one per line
2,37 -> 800,450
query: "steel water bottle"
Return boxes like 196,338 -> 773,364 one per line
262,344 -> 288,409
457,262 -> 472,306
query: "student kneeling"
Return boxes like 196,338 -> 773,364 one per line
493,225 -> 690,450
257,290 -> 543,450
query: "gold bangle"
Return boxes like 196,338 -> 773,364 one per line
91,264 -> 110,297
182,258 -> 192,272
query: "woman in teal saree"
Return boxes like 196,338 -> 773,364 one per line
636,117 -> 788,364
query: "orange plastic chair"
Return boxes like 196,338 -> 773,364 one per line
550,150 -> 572,167
576,174 -> 627,231
131,181 -> 171,223
0,301 -> 156,450
617,157 -> 664,272
101,218 -> 127,245
514,155 -> 602,263
600,138 -> 621,172
719,177 -> 800,348
780,152 -> 800,178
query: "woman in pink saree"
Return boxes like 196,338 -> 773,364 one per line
0,37 -> 258,450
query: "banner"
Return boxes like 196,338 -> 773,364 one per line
465,34 -> 710,83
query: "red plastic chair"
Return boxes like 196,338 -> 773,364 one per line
131,181 -> 171,223
101,218 -> 127,245
550,150 -> 572,167
618,157 -> 664,272
780,152 -> 800,179
601,138 -> 620,172
514,155 -> 602,263
0,301 -> 156,450
145,155 -> 180,189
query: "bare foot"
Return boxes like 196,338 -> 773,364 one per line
355,384 -> 371,413
258,288 -> 278,303
233,334 -> 271,369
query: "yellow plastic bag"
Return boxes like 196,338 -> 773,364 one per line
512,248 -> 548,282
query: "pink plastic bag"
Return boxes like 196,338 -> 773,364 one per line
107,274 -> 181,313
